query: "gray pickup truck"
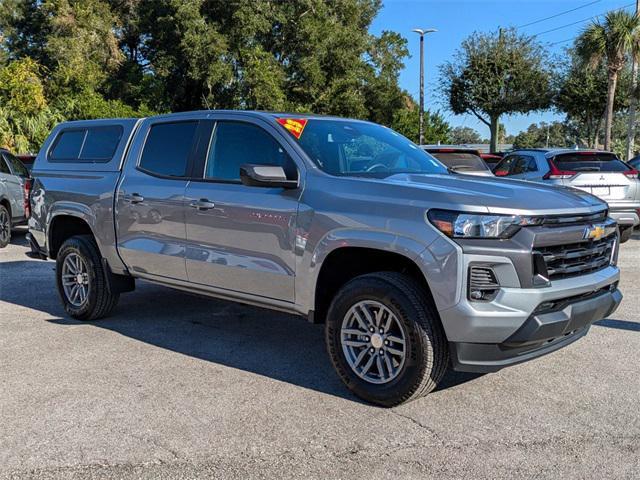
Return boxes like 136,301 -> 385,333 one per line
28,111 -> 622,406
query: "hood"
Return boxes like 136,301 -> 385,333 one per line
380,173 -> 606,216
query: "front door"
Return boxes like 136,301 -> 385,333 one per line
115,120 -> 199,281
184,120 -> 302,302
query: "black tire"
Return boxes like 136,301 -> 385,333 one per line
0,205 -> 11,248
325,272 -> 448,407
56,235 -> 119,321
620,227 -> 633,243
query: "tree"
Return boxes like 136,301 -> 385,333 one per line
555,49 -> 631,148
576,10 -> 640,150
0,58 -> 60,152
440,28 -> 553,152
512,121 -> 573,149
450,126 -> 482,144
392,105 -> 450,144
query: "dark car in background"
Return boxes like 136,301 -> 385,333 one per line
16,153 -> 37,172
480,152 -> 503,168
420,145 -> 493,176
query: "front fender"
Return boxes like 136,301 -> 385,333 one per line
295,228 -> 430,315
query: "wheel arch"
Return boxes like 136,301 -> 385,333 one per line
308,238 -> 439,327
47,210 -> 97,259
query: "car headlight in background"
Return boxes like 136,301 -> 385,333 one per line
427,209 -> 542,239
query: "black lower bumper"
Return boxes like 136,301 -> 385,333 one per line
450,287 -> 623,373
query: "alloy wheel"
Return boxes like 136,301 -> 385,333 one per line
61,253 -> 90,307
340,300 -> 407,384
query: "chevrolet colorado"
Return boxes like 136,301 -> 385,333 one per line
28,111 -> 622,406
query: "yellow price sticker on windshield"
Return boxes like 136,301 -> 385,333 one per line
277,118 -> 308,139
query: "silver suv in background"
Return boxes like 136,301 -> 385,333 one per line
0,148 -> 31,247
494,149 -> 640,242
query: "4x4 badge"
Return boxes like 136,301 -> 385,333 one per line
583,224 -> 606,241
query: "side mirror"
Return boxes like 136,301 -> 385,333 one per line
239,164 -> 298,189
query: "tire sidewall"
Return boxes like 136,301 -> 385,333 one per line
325,278 -> 433,406
0,205 -> 11,248
56,238 -> 101,320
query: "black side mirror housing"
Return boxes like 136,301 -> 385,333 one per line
239,164 -> 298,189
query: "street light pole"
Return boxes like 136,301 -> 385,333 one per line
413,28 -> 437,145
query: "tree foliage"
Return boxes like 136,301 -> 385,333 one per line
512,121 -> 574,149
555,49 -> 630,148
440,28 -> 553,152
391,106 -> 450,145
449,126 -> 483,144
575,10 -> 640,150
0,0 -> 424,153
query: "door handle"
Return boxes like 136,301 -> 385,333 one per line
189,199 -> 216,211
125,193 -> 144,204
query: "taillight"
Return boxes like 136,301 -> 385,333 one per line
23,178 -> 32,219
623,169 -> 639,179
543,159 -> 576,180
494,170 -> 508,177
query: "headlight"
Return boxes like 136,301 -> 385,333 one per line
427,209 -> 542,239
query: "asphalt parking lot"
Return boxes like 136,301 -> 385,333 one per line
1,229 -> 639,479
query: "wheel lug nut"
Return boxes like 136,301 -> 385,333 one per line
369,327 -> 374,333
365,336 -> 369,342
384,340 -> 389,346
379,349 -> 384,355
379,328 -> 383,334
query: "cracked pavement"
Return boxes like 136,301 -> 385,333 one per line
1,228 -> 639,479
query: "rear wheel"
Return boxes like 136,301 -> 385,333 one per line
56,235 -> 119,320
325,272 -> 448,407
620,226 -> 633,243
0,205 -> 11,248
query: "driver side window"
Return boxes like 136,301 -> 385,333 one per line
205,121 -> 297,181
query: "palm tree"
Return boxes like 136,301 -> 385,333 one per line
576,10 -> 640,151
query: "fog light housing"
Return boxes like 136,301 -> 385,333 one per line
468,266 -> 500,302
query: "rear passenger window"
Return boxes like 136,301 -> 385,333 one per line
50,130 -> 85,160
205,122 -> 295,181
139,122 -> 198,177
49,126 -> 123,162
81,126 -> 123,160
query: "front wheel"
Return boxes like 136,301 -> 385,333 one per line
325,272 -> 448,407
56,235 -> 119,320
620,226 -> 633,243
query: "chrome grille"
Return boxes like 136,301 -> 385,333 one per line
536,235 -> 615,280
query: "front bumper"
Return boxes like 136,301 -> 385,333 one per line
450,285 -> 622,372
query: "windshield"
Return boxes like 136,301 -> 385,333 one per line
429,152 -> 489,171
286,119 -> 447,177
554,153 -> 631,172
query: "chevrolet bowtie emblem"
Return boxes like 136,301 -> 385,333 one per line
583,224 -> 606,241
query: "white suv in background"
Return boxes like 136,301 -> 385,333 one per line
494,149 -> 640,242
0,149 -> 31,248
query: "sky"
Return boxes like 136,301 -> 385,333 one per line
370,0 -> 637,138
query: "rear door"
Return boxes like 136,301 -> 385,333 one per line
555,153 -> 638,202
115,120 -> 199,281
183,116 -> 303,302
0,153 -> 25,219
